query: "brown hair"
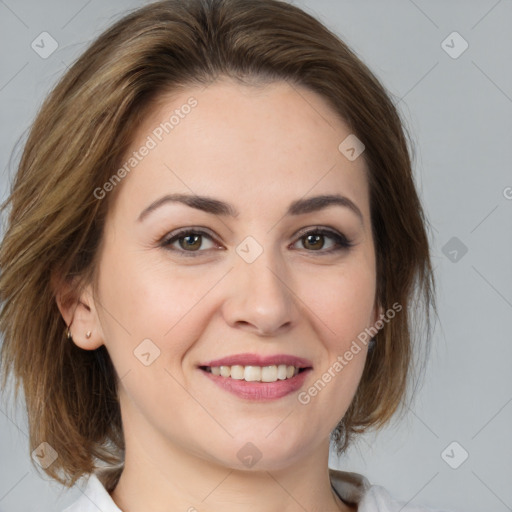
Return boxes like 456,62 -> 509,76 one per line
0,0 -> 435,489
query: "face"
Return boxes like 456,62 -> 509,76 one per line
65,78 -> 381,471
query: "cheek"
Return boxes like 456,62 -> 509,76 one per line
95,246 -> 220,365
297,260 -> 377,346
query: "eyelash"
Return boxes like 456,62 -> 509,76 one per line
159,227 -> 354,257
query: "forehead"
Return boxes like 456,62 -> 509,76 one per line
108,78 -> 370,223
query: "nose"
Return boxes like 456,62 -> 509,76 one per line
221,247 -> 298,337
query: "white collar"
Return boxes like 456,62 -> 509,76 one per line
62,471 -> 122,512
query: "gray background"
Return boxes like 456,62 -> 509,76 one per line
0,1 -> 511,511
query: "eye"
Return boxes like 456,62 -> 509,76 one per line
160,228 -> 218,256
291,227 -> 353,253
160,226 -> 353,257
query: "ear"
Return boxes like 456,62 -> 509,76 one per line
53,273 -> 104,350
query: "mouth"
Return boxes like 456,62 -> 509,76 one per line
197,353 -> 313,400
199,364 -> 310,383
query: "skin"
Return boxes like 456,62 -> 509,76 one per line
57,77 -> 383,512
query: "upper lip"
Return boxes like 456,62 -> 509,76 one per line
200,353 -> 313,369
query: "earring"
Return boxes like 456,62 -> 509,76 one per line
85,331 -> 92,339
66,326 -> 72,339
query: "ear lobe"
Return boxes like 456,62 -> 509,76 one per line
53,274 -> 104,350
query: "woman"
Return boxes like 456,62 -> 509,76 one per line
0,0 -> 449,510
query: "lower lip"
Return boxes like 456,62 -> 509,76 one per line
199,368 -> 311,401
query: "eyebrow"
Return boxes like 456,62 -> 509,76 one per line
137,193 -> 364,224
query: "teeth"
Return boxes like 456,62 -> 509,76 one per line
262,365 -> 277,382
231,365 -> 244,380
205,364 -> 301,382
277,364 -> 288,380
244,366 -> 261,381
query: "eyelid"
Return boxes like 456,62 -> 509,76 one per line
160,225 -> 353,256
293,225 -> 351,243
160,227 -> 220,256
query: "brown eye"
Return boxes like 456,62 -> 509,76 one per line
178,234 -> 202,251
294,228 -> 353,253
161,229 -> 217,256
302,233 -> 325,250
160,226 -> 353,258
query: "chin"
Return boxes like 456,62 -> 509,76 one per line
204,436 -> 313,472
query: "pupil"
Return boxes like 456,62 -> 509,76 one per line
181,235 -> 201,250
306,234 -> 323,250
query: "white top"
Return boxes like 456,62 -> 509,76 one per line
62,468 -> 453,512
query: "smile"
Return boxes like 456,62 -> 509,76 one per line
197,353 -> 313,400
200,364 -> 307,382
